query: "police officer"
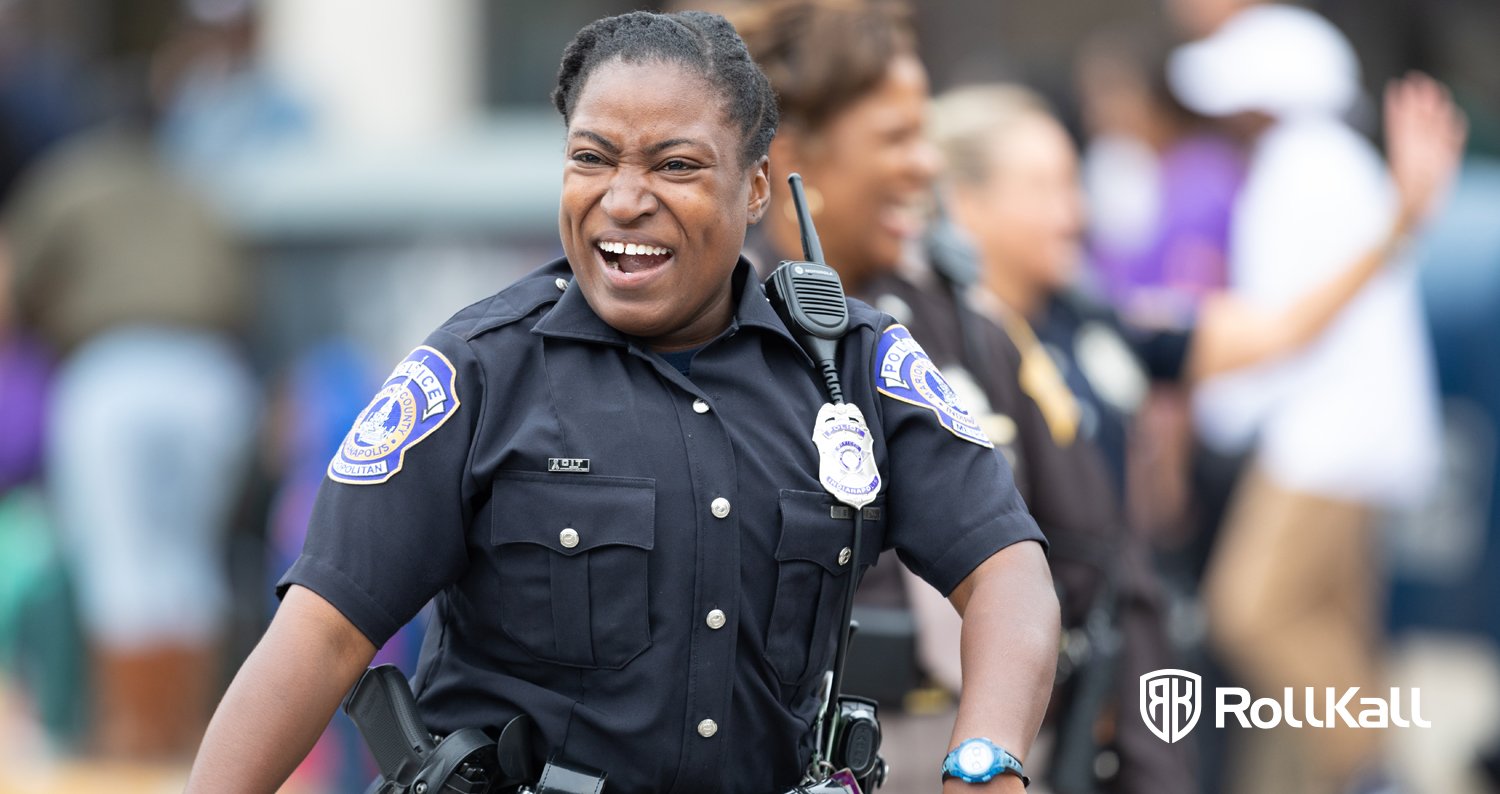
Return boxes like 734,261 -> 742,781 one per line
186,11 -> 1058,794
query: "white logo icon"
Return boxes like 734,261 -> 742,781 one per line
1141,669 -> 1202,744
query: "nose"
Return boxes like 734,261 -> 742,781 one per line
602,166 -> 658,223
907,137 -> 942,185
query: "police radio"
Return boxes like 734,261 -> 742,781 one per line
766,174 -> 888,792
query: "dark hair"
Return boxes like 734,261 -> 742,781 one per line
730,0 -> 915,134
552,10 -> 778,168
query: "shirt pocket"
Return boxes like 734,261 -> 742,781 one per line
490,471 -> 655,669
764,489 -> 880,687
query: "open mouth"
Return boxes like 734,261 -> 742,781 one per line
597,240 -> 674,277
877,199 -> 928,241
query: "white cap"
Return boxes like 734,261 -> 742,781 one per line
1168,4 -> 1361,119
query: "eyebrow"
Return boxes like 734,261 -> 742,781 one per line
646,138 -> 700,155
571,130 -> 704,156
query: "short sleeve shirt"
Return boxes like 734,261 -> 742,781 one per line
279,258 -> 1044,794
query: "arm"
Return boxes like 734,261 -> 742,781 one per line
943,540 -> 1060,794
186,585 -> 377,793
1186,72 -> 1467,382
0,238 -> 15,338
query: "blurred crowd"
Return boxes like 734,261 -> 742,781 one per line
0,0 -> 1497,793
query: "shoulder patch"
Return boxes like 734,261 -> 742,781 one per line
329,345 -> 462,485
875,324 -> 993,448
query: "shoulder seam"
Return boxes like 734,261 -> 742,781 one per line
431,326 -> 490,510
447,285 -> 562,342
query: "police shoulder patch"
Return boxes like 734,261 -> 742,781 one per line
874,324 -> 993,448
329,345 -> 462,485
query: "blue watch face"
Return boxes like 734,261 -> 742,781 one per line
957,740 -> 998,777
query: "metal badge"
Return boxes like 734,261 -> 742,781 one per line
812,402 -> 881,509
548,458 -> 590,473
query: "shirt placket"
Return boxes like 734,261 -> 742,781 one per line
634,346 -> 743,791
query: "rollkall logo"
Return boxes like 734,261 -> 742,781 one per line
1140,669 -> 1432,742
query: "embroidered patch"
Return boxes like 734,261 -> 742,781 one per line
329,345 -> 461,485
875,324 -> 993,448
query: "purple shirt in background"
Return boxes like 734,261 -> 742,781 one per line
0,333 -> 51,493
1091,134 -> 1245,326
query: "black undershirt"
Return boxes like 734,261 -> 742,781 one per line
657,346 -> 701,376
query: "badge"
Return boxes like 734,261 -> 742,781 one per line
874,324 -> 993,448
329,345 -> 461,485
1075,321 -> 1147,414
813,402 -> 881,509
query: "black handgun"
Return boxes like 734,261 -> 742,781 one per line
344,665 -> 503,793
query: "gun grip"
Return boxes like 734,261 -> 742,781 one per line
343,664 -> 436,784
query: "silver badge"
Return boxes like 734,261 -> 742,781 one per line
813,402 -> 881,509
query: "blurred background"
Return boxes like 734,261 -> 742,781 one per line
0,0 -> 1496,792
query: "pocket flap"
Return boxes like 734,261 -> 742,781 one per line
491,471 -> 655,556
775,489 -> 863,575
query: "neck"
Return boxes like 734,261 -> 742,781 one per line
646,273 -> 737,352
980,262 -> 1045,320
764,201 -> 804,260
763,202 -> 873,295
768,204 -> 876,297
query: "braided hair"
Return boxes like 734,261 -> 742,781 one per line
553,10 -> 779,168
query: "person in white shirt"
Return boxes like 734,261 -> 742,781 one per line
1166,3 -> 1467,792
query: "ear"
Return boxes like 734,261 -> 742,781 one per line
746,155 -> 771,225
945,179 -> 986,240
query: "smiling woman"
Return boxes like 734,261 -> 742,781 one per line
549,12 -> 778,351
733,0 -> 938,290
185,9 -> 1056,794
557,57 -> 769,350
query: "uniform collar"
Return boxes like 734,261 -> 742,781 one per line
531,256 -> 805,355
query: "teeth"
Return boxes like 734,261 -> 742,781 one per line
598,241 -> 670,256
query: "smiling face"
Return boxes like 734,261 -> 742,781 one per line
559,57 -> 770,351
774,53 -> 939,289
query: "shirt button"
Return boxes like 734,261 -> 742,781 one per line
706,609 -> 726,630
554,277 -> 568,291
838,547 -> 852,566
697,718 -> 718,738
692,398 -> 711,414
710,497 -> 731,519
559,528 -> 579,549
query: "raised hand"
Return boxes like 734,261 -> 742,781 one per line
1385,71 -> 1468,233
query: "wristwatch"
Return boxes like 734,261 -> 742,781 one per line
941,737 -> 1029,786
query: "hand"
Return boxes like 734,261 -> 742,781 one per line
1385,71 -> 1468,233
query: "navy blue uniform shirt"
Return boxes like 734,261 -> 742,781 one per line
279,258 -> 1044,793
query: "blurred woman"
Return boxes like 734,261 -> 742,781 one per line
732,0 -> 937,292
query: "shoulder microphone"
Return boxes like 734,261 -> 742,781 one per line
766,173 -> 851,403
